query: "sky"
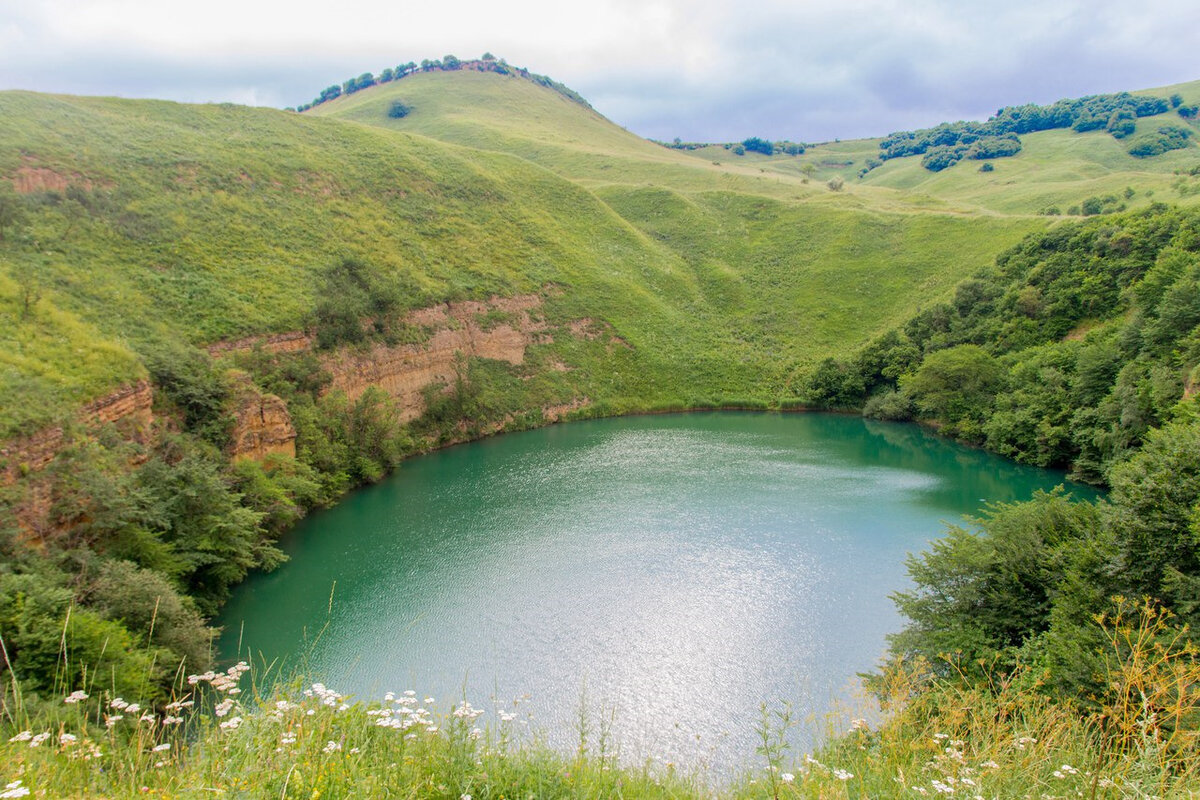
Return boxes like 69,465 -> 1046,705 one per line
1,0 -> 1198,143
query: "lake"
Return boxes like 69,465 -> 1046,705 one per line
217,412 -> 1096,773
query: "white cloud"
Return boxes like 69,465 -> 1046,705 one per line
0,0 -> 1196,140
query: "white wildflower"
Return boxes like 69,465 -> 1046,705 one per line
7,732 -> 31,743
214,698 -> 235,717
29,733 -> 51,748
1,780 -> 31,799
322,740 -> 342,754
833,769 -> 853,781
59,733 -> 77,746
110,697 -> 129,711
152,743 -> 171,752
63,690 -> 88,704
780,773 -> 795,783
219,716 -> 243,730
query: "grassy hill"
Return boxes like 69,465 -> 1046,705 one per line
0,75 -> 1053,440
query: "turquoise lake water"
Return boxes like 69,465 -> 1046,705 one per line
217,412 -> 1097,772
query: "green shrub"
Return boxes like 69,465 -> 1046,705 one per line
1127,126 -> 1194,157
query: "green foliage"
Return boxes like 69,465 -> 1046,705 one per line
0,571 -> 171,701
851,205 -> 1200,481
891,489 -> 1100,678
1107,418 -> 1200,625
902,344 -> 1004,434
740,137 -> 773,155
1127,125 -> 1194,157
230,455 -> 322,535
292,388 -> 412,493
880,90 -> 1171,170
803,357 -> 865,409
87,559 -> 213,674
141,340 -> 232,446
386,99 -> 411,118
311,258 -> 402,349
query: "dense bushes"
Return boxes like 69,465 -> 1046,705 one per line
881,90 -> 1175,170
891,412 -> 1200,702
808,204 -> 1200,485
1127,124 -> 1194,157
311,258 -> 402,349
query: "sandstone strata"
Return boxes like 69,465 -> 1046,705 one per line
0,379 -> 153,485
322,294 -> 550,421
227,375 -> 297,461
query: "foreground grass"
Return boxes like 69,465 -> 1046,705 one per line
4,605 -> 1196,799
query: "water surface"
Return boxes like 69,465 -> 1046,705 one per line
218,413 -> 1095,771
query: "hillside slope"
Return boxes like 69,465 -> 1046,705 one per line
0,82 -> 1036,443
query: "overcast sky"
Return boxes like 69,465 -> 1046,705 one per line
1,0 -> 1197,142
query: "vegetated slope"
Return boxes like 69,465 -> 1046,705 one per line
0,90 -> 699,439
803,203 -> 1200,482
671,80 -> 1200,216
0,80 -> 1039,443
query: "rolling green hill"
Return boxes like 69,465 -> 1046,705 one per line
0,74 -> 1055,441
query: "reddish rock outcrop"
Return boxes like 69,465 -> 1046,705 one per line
227,376 -> 297,461
0,380 -> 153,486
321,294 -> 549,421
206,331 -> 314,358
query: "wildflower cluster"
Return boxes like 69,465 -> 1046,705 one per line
367,690 -> 438,735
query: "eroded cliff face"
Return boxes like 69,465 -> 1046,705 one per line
227,376 -> 297,462
2,292 -> 591,520
208,293 -> 565,426
0,380 -> 154,485
0,379 -> 154,533
322,294 -> 550,422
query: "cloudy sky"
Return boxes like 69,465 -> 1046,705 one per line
1,0 -> 1197,143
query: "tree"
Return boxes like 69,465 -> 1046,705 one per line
1107,417 -> 1200,618
387,100 -> 411,119
890,490 -> 1100,677
15,264 -> 41,319
741,137 -> 774,155
901,344 -> 1004,425
442,54 -> 461,70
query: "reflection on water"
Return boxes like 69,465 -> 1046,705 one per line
218,412 -> 1096,773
